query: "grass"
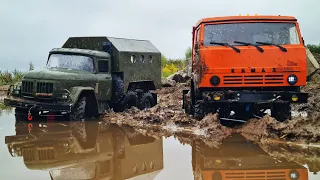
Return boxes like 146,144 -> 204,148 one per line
161,47 -> 191,78
307,44 -> 320,54
0,62 -> 34,86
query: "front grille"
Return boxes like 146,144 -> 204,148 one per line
224,171 -> 286,180
21,81 -> 34,94
223,75 -> 284,85
36,82 -> 53,94
37,147 -> 55,160
23,149 -> 35,161
22,148 -> 55,161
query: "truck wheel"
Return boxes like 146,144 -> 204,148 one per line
271,103 -> 292,122
14,108 -> 28,121
71,121 -> 99,149
124,91 -> 138,109
138,92 -> 155,110
71,96 -> 87,121
112,75 -> 125,102
114,91 -> 138,112
194,101 -> 204,120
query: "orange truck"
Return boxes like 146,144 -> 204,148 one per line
182,15 -> 309,122
191,134 -> 309,180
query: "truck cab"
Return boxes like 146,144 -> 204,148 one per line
183,15 -> 308,122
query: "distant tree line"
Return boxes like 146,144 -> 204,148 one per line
0,62 -> 34,85
307,44 -> 320,54
162,47 -> 191,78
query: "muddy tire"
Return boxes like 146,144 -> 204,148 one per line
114,91 -> 138,112
271,103 -> 291,122
138,92 -> 155,110
70,96 -> 87,121
112,75 -> 125,102
193,101 -> 204,120
124,91 -> 138,109
14,108 -> 28,121
71,121 -> 99,149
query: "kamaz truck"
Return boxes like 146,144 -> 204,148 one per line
4,36 -> 161,120
183,15 -> 309,122
191,134 -> 308,180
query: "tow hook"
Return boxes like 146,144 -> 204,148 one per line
27,105 -> 36,121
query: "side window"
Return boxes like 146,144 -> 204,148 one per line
140,55 -> 145,63
196,28 -> 200,43
98,60 -> 109,73
131,55 -> 136,63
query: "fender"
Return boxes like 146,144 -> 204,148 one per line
69,86 -> 96,105
127,81 -> 156,92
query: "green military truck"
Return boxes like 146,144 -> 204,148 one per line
4,36 -> 162,120
5,121 -> 164,180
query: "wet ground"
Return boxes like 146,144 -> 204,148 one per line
102,83 -> 320,145
0,108 -> 319,179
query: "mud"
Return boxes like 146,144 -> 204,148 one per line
104,80 -> 320,145
238,84 -> 320,144
103,82 -> 232,145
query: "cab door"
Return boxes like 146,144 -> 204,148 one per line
95,59 -> 112,101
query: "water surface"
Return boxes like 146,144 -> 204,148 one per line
0,109 -> 319,180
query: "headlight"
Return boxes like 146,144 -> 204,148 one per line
58,89 -> 70,101
11,83 -> 21,94
61,93 -> 68,99
289,170 -> 299,180
210,76 -> 220,86
13,84 -> 21,90
287,74 -> 298,85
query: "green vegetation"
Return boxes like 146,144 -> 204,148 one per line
0,62 -> 34,86
0,102 -> 12,117
307,44 -> 320,54
162,47 -> 191,78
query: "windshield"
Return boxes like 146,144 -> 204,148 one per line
49,164 -> 96,180
47,54 -> 94,73
203,22 -> 300,46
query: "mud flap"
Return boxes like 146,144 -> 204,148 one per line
182,90 -> 189,109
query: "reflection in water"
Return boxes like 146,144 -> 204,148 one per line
3,112 -> 318,180
191,134 -> 309,180
259,142 -> 320,175
5,119 -> 164,180
0,98 -> 12,117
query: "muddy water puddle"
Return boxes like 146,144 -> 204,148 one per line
0,111 -> 318,180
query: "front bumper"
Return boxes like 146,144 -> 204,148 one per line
4,97 -> 72,113
201,90 -> 308,104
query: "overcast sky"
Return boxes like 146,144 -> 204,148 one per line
0,0 -> 319,71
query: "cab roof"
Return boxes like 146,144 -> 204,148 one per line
195,15 -> 297,27
50,48 -> 111,58
62,36 -> 160,53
